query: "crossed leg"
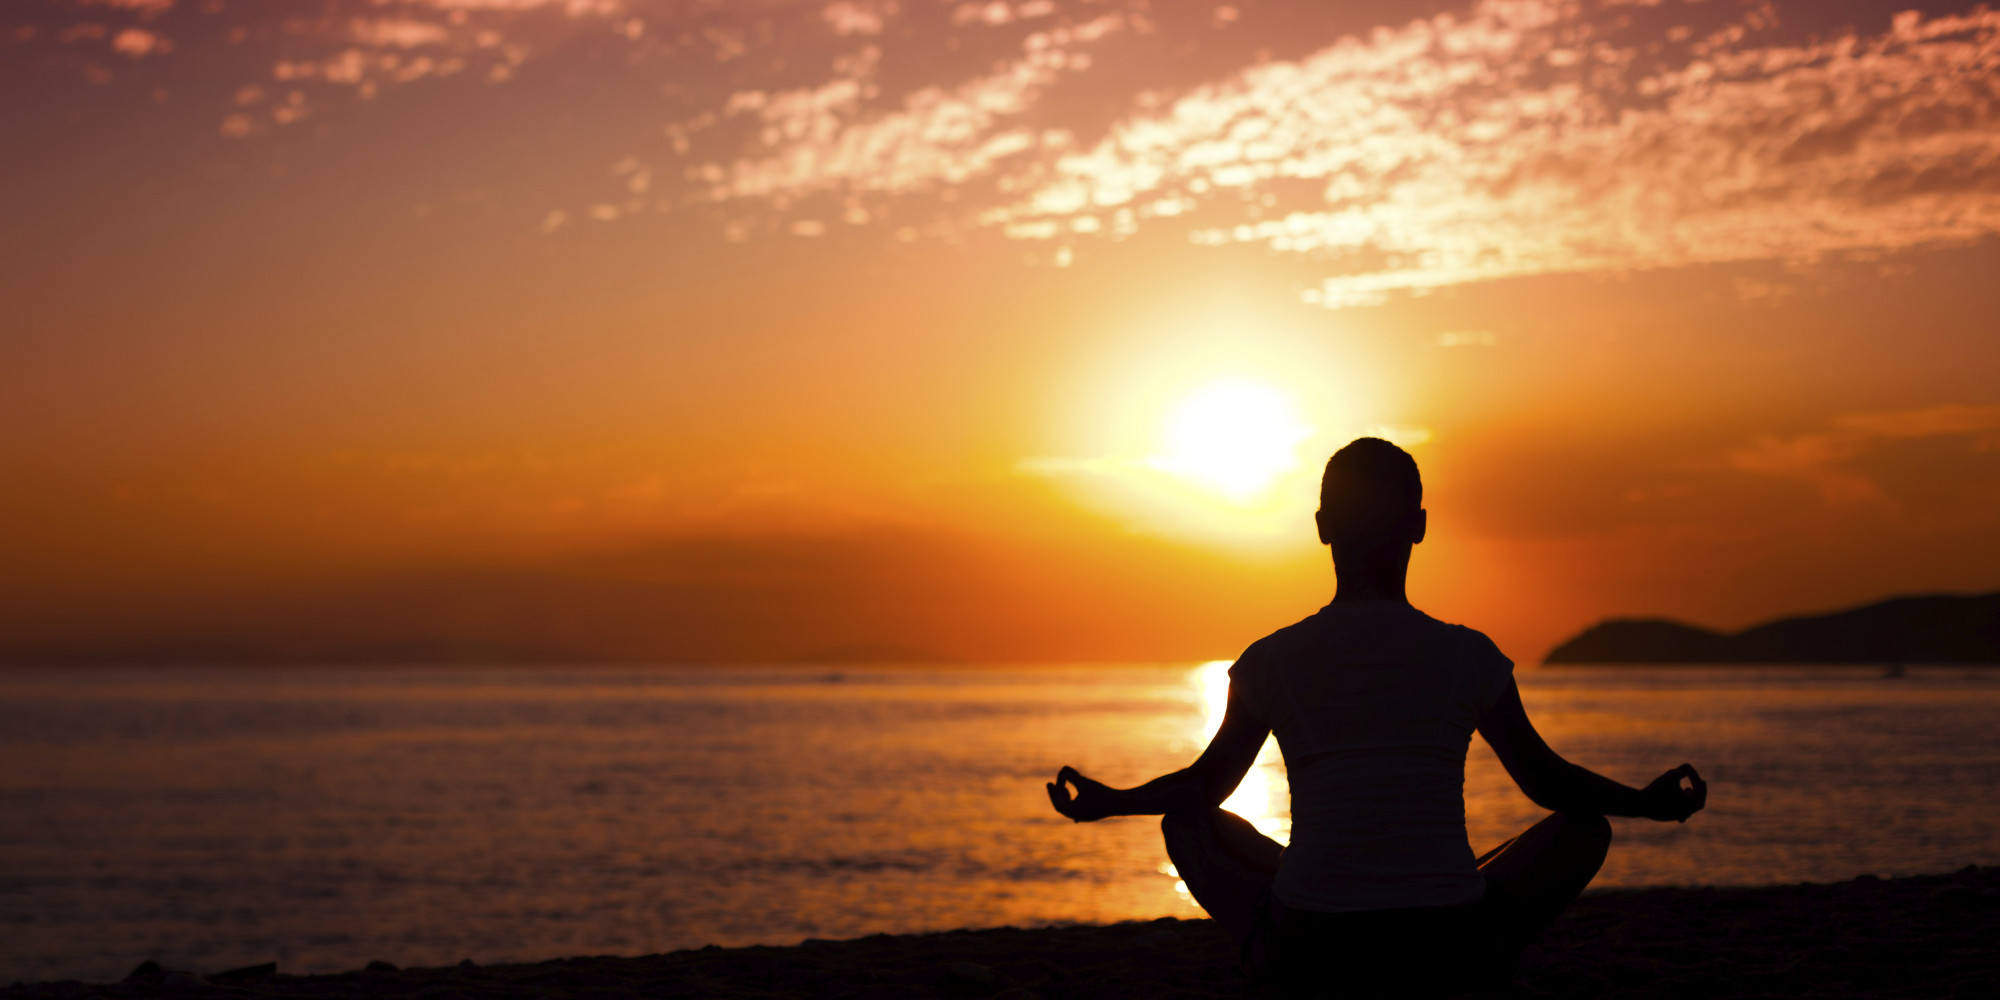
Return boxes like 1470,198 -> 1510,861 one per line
1161,808 -> 1284,942
1475,811 -> 1613,936
1162,808 -> 1611,948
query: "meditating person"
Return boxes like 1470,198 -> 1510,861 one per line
1046,437 -> 1707,997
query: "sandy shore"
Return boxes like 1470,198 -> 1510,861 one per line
7,866 -> 1995,999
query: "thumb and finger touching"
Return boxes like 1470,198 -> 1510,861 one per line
1662,762 -> 1707,822
1048,767 -> 1093,821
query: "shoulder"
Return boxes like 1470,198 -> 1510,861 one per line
1227,614 -> 1318,697
1410,609 -> 1502,649
1227,631 -> 1281,679
1417,615 -> 1516,710
1234,611 -> 1325,665
1454,624 -> 1512,666
1410,611 -> 1514,671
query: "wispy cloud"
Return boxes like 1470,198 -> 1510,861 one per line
978,2 -> 2000,305
1435,330 -> 1498,348
822,1 -> 894,38
24,0 -> 2000,295
663,1 -> 2000,302
1730,404 -> 2000,505
24,0 -> 610,132
700,14 -> 1124,206
108,25 -> 162,56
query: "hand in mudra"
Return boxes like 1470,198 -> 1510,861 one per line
1046,765 -> 1117,822
1642,763 -> 1708,822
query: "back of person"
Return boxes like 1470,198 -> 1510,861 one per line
1231,601 -> 1514,914
1047,436 -> 1707,1000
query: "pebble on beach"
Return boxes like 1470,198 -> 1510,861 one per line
10,867 -> 1996,1000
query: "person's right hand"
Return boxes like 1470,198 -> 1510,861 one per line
1046,765 -> 1118,822
1640,763 -> 1707,822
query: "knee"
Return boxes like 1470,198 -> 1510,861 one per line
1160,811 -> 1190,859
1160,808 -> 1206,839
1160,807 -> 1220,851
1558,811 -> 1613,853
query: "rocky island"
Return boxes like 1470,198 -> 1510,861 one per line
1545,591 -> 2000,664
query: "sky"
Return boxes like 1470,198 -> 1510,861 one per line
4,0 -> 1999,665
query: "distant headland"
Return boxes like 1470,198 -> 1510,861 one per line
1545,591 -> 2000,665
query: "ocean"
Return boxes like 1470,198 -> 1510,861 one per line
2,663 -> 1996,983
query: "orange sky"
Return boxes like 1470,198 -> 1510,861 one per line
4,0 -> 2000,665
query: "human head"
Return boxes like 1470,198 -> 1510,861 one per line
1315,437 -> 1425,560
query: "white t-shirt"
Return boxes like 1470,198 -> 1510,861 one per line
1229,600 -> 1515,913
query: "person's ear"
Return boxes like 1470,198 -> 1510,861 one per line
1410,509 -> 1427,545
1315,509 -> 1333,546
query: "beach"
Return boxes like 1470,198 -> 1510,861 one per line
8,866 -> 1994,999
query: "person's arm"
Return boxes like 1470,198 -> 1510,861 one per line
1478,679 -> 1707,822
1047,684 -> 1268,822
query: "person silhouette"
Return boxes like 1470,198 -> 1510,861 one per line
1047,437 -> 1706,997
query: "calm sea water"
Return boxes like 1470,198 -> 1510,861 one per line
2,663 -> 1997,983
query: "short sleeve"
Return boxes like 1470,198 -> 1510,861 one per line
1463,629 -> 1515,714
1226,640 -> 1271,728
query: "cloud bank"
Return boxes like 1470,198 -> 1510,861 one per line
17,0 -> 2000,301
693,1 -> 2000,303
1732,404 -> 2000,506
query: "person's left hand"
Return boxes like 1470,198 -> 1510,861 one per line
1046,765 -> 1118,822
1640,763 -> 1707,823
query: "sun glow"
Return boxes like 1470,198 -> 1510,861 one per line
1170,658 -> 1290,906
1149,380 -> 1313,502
1025,317 -> 1407,548
1195,659 -> 1288,841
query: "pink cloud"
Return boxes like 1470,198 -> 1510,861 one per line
349,19 -> 451,49
991,3 -> 2000,305
822,1 -> 893,37
700,15 -> 1123,204
684,1 -> 2000,303
110,26 -> 163,57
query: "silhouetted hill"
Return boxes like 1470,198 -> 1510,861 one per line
1546,591 -> 2000,664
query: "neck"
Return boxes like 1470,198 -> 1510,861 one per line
1332,577 -> 1408,603
1330,548 -> 1411,604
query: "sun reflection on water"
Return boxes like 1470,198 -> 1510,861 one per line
1169,660 -> 1290,906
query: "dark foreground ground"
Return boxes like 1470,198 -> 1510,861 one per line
8,867 -> 1997,999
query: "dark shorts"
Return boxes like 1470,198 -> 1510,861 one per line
1241,878 -> 1533,998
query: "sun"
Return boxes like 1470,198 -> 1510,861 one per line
1148,380 -> 1314,502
